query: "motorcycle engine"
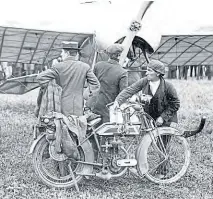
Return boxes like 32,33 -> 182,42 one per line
99,136 -> 129,176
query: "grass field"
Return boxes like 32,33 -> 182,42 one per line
0,79 -> 213,199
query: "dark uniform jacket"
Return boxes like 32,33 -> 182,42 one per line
37,57 -> 100,116
91,59 -> 128,123
116,77 -> 180,125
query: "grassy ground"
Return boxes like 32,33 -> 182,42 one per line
0,79 -> 213,199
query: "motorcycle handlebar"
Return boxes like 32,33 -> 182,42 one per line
113,102 -> 144,113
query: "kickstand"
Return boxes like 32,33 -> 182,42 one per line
68,162 -> 80,193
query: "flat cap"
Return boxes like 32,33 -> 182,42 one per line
106,44 -> 124,54
148,60 -> 165,75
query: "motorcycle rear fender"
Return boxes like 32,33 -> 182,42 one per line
135,127 -> 180,175
29,133 -> 95,175
77,139 -> 94,175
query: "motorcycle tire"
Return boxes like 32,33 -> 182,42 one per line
136,127 -> 190,184
32,136 -> 94,188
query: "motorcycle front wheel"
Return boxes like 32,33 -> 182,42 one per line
137,127 -> 190,184
32,136 -> 88,188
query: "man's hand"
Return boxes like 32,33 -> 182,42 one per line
129,95 -> 138,103
156,116 -> 164,126
112,101 -> 120,112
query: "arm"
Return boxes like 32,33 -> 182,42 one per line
93,63 -> 97,76
119,72 -> 128,93
86,67 -> 100,96
116,78 -> 146,105
160,83 -> 180,122
36,67 -> 59,86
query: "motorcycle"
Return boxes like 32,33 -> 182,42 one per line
29,95 -> 206,189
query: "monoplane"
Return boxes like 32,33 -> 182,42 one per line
0,0 -> 161,94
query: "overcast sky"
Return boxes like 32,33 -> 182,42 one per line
0,0 -> 213,34
154,0 -> 213,34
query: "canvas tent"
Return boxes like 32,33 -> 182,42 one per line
151,35 -> 213,66
147,35 -> 213,79
0,26 -> 95,65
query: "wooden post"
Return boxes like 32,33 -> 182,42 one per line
119,1 -> 154,66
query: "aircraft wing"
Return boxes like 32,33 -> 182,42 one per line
0,74 -> 39,94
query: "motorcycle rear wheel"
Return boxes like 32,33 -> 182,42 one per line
32,136 -> 87,188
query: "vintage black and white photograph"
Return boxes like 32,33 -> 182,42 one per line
0,0 -> 213,198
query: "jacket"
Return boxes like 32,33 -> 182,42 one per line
116,77 -> 180,125
34,79 -> 87,159
36,57 -> 100,116
90,59 -> 128,123
35,79 -> 62,118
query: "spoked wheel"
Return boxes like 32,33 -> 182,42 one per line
137,127 -> 190,184
33,136 -> 85,188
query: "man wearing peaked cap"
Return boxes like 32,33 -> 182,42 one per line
86,43 -> 128,124
37,41 -> 100,116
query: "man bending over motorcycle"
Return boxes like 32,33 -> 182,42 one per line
113,59 -> 180,177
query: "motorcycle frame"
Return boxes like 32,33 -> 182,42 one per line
72,107 -> 168,171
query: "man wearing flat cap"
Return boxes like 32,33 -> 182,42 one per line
37,41 -> 100,116
87,43 -> 128,124
114,59 -> 180,127
113,59 -> 180,177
